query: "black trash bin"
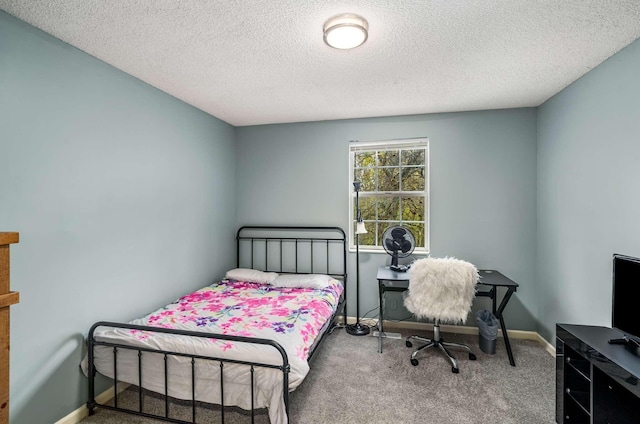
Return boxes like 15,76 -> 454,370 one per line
476,309 -> 499,354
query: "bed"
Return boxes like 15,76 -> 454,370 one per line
84,226 -> 347,424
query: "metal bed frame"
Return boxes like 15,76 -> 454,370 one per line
86,226 -> 347,424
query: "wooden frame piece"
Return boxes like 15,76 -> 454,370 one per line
0,232 -> 19,424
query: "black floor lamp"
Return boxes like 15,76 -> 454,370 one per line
346,181 -> 370,336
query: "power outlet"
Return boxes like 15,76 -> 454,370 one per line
372,331 -> 402,339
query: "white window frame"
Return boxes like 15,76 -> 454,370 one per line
348,137 -> 430,254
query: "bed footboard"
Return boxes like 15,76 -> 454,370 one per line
86,321 -> 290,424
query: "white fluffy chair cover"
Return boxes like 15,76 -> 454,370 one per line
403,257 -> 479,323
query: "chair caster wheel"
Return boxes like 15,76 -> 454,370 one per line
469,353 -> 477,360
411,358 -> 419,366
452,367 -> 459,374
406,340 -> 413,348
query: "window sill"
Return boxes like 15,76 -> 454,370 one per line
349,247 -> 430,255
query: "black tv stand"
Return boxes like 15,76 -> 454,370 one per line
556,324 -> 640,423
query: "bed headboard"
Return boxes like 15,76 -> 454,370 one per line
236,226 -> 347,283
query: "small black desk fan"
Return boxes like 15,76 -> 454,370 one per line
382,226 -> 415,272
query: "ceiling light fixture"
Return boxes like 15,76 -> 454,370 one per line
323,14 -> 368,50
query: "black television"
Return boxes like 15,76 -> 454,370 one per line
610,254 -> 640,346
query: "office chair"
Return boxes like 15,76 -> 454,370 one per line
404,257 -> 479,373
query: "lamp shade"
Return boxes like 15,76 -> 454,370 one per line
323,14 -> 368,50
355,221 -> 367,234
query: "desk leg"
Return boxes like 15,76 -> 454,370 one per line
499,316 -> 515,367
378,281 -> 383,353
495,287 -> 516,366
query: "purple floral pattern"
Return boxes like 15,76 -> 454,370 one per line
130,279 -> 342,361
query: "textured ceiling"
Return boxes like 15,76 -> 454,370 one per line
1,1 -> 640,127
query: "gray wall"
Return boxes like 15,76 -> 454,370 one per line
0,11 -> 237,424
236,109 -> 538,331
536,39 -> 640,341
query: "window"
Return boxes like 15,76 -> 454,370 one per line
349,138 -> 429,253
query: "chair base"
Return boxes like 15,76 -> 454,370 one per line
405,322 -> 476,373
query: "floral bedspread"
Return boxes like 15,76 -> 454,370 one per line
131,278 -> 343,361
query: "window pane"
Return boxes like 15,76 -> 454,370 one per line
377,150 -> 399,166
401,149 -> 425,166
401,197 -> 424,221
403,223 -> 425,248
378,167 -> 399,191
359,196 -> 376,221
377,196 -> 400,221
356,223 -> 375,246
355,151 -> 375,168
353,168 -> 362,185
355,168 -> 376,191
379,222 -> 401,247
401,166 -> 424,191
370,222 -> 381,247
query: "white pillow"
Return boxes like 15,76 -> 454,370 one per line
225,268 -> 279,284
271,274 -> 334,289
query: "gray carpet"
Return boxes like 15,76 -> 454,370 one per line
80,327 -> 555,424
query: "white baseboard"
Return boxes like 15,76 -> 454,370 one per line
536,332 -> 556,356
344,316 -> 556,356
55,383 -> 129,424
